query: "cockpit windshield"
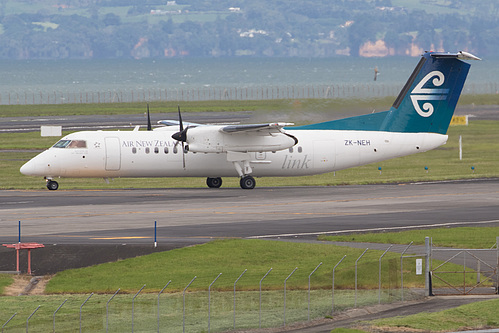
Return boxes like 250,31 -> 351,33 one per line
52,140 -> 87,148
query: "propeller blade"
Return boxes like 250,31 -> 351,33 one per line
146,103 -> 152,131
173,105 -> 187,169
178,105 -> 183,132
182,142 -> 186,169
171,105 -> 188,141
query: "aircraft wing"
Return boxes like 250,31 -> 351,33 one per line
220,122 -> 294,134
158,120 -> 203,127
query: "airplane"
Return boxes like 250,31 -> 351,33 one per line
20,51 -> 480,190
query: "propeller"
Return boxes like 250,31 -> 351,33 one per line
171,106 -> 188,142
171,105 -> 187,168
146,103 -> 152,131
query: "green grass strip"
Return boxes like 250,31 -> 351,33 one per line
319,226 -> 499,249
370,298 -> 499,332
44,239 -> 476,294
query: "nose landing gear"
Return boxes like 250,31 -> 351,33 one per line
46,179 -> 59,191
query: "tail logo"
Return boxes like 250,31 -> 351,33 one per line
410,71 -> 449,117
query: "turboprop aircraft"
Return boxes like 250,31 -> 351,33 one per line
20,51 -> 480,190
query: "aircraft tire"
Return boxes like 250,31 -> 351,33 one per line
206,177 -> 222,188
240,175 -> 256,189
47,180 -> 59,191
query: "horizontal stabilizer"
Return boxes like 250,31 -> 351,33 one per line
430,51 -> 481,61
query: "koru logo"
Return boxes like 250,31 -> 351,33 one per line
410,71 -> 449,117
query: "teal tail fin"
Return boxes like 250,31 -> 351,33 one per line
291,51 -> 480,134
380,51 -> 479,134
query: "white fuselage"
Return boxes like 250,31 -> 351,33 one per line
20,128 -> 447,179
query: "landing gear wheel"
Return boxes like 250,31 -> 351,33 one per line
206,177 -> 222,188
240,175 -> 256,189
46,180 -> 59,191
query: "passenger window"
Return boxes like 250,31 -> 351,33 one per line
173,146 -> 178,154
164,147 -> 169,154
154,147 -> 159,154
298,146 -> 302,153
145,147 -> 150,154
289,147 -> 293,153
132,147 -> 137,154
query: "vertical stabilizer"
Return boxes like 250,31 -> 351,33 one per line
380,51 -> 479,134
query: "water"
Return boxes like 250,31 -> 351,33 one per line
0,57 -> 496,104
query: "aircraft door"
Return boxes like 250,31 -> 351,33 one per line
105,137 -> 121,171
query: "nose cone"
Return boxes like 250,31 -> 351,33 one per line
20,159 -> 37,176
20,150 -> 60,177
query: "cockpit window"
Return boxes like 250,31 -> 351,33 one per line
68,140 -> 87,148
53,140 -> 71,148
53,140 -> 87,149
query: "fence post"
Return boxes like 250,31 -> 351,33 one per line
53,299 -> 67,333
106,288 -> 120,333
379,245 -> 393,304
308,263 -> 322,321
132,284 -> 146,333
496,236 -> 499,294
208,273 -> 222,333
80,293 -> 93,333
157,281 -> 171,333
332,255 -> 346,314
26,305 -> 40,333
400,242 -> 413,301
183,276 -> 197,333
259,268 -> 272,329
425,237 -> 431,296
2,313 -> 16,333
355,249 -> 369,307
283,267 -> 298,326
233,269 -> 247,330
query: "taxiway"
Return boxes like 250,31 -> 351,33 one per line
1,179 -> 498,246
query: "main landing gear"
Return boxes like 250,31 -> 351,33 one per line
46,179 -> 59,191
206,177 -> 222,188
206,175 -> 256,189
239,175 -> 256,189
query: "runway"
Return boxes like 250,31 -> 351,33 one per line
1,178 -> 499,246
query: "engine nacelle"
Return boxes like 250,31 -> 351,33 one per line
185,126 -> 296,153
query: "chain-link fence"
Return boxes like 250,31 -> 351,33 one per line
0,82 -> 496,105
1,247 -> 429,332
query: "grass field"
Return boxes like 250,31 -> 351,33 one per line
367,298 -> 499,332
1,93 -> 498,118
319,226 -> 499,249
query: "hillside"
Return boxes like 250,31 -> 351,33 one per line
0,0 -> 497,59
